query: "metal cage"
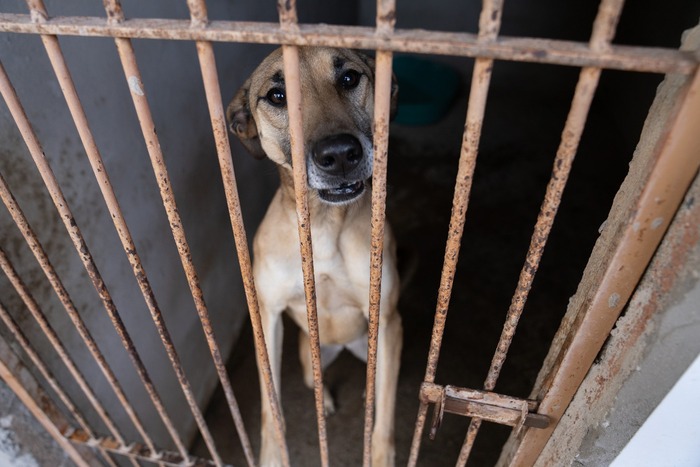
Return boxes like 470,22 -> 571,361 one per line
0,0 -> 698,466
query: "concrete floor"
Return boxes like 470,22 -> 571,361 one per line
192,57 -> 659,466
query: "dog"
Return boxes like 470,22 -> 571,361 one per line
227,47 -> 402,466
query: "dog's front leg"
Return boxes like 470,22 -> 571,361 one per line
372,311 -> 403,467
298,331 -> 338,414
258,306 -> 285,467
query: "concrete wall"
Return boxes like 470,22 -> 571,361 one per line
576,238 -> 700,466
0,0 -> 354,451
0,378 -> 71,467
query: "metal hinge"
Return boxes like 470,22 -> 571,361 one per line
419,382 -> 550,439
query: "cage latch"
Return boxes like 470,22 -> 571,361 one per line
420,382 -> 550,439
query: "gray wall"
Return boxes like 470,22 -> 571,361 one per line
0,0 -> 354,451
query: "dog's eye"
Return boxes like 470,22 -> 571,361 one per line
266,88 -> 286,107
339,70 -> 361,90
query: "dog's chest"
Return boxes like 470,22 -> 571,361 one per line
286,244 -> 370,345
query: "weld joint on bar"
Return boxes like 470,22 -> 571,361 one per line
26,1 -> 48,24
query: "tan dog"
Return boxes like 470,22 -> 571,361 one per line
227,47 -> 402,466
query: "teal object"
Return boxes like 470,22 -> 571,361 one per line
392,55 -> 460,125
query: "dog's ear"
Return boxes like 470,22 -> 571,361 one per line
356,52 -> 400,121
226,78 -> 266,159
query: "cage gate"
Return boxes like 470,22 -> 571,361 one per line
0,0 -> 698,466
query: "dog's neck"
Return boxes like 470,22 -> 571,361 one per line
277,167 -> 369,224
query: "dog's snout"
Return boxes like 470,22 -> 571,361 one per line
312,134 -> 363,176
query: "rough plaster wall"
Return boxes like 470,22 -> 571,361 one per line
534,173 -> 700,466
0,0 -> 354,453
532,23 -> 700,465
575,238 -> 700,466
0,378 -> 69,467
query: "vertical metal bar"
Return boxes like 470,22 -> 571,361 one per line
193,44 -> 289,467
362,1 -> 396,465
0,248 -> 130,458
0,300 -> 94,441
456,0 -> 625,464
183,1 -> 291,465
21,1 -> 222,464
0,300 -> 119,467
0,73 -> 167,466
283,46 -> 331,467
0,306 -> 116,467
103,1 -> 257,465
0,333 -> 93,467
0,56 -> 192,462
109,33 -> 227,467
277,1 -> 329,465
407,1 -> 503,466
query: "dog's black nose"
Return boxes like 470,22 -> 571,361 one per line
312,134 -> 363,176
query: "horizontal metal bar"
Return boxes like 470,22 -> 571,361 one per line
64,428 -> 223,467
0,14 -> 696,74
420,383 -> 549,429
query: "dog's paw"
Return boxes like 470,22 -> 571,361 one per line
371,434 -> 396,467
259,447 -> 285,467
260,433 -> 285,467
371,449 -> 396,467
259,452 -> 285,467
323,386 -> 336,415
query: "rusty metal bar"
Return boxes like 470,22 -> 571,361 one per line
0,65 -> 181,466
187,40 -> 290,467
278,1 -> 329,465
0,14 -> 695,75
0,300 -> 116,467
0,59 -> 191,465
21,0 -> 222,463
0,191 -> 120,467
174,0 -> 291,464
419,383 -> 549,430
0,307 -> 209,467
64,428 -> 222,467
0,333 -> 105,467
456,1 -> 626,464
407,1 -> 503,466
0,300 -> 95,441
362,1 -> 396,465
2,33 -> 196,467
102,0 -> 258,465
0,248 -> 130,456
504,32 -> 700,467
282,45 -> 329,467
182,1 -> 271,465
0,313 -> 217,467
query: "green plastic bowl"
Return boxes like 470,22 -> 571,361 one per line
392,55 -> 460,126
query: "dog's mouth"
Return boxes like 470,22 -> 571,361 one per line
317,181 -> 365,204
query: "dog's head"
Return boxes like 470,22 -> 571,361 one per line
227,47 -> 398,205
